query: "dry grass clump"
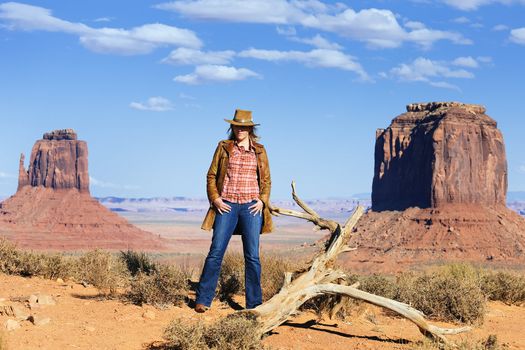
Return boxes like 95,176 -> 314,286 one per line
0,238 -> 20,274
128,264 -> 190,308
162,313 -> 262,350
305,264 -> 486,324
395,264 -> 486,324
75,249 -> 129,296
0,238 -> 74,279
411,334 -> 501,350
481,270 -> 525,305
217,252 -> 301,302
120,250 -> 157,276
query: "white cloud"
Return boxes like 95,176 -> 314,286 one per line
452,56 -> 479,68
130,96 -> 174,111
404,21 -> 426,30
510,28 -> 525,45
156,0 -> 470,49
178,92 -> 196,100
93,17 -> 113,23
174,65 -> 260,84
162,47 -> 235,65
90,176 -> 140,190
288,34 -> 343,50
452,16 -> 470,24
388,57 -> 476,90
0,2 -> 201,54
155,0 -> 307,24
441,0 -> 525,10
492,24 -> 509,31
239,48 -> 369,80
276,26 -> 296,36
477,56 -> 492,63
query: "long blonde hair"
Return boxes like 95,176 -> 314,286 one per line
227,125 -> 260,142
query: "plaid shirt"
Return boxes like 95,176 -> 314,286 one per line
220,142 -> 260,203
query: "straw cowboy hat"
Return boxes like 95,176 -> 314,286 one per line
224,109 -> 260,126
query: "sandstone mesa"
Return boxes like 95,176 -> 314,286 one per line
0,129 -> 165,251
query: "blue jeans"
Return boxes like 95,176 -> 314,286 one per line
196,200 -> 263,309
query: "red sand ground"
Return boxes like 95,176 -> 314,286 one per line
1,274 -> 524,350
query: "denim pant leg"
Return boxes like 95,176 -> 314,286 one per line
196,203 -> 238,307
238,201 -> 263,309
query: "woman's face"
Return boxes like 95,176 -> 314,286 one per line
232,125 -> 252,142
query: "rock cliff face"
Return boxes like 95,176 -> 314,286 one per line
18,129 -> 89,193
1,129 -> 165,251
372,102 -> 507,211
341,102 -> 525,273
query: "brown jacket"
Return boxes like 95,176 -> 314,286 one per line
201,139 -> 274,234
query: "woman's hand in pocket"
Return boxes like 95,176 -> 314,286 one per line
213,198 -> 231,214
249,199 -> 264,216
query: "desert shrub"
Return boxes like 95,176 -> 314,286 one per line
410,334 -> 500,350
359,274 -> 398,299
128,264 -> 190,308
75,250 -> 129,295
481,270 -> 525,305
303,264 -> 485,324
163,313 -> 262,350
120,250 -> 157,276
0,238 -> 21,274
218,252 -> 301,302
217,253 -> 245,301
162,318 -> 206,349
259,254 -> 301,301
396,264 -> 486,324
0,239 -> 74,279
204,313 -> 262,350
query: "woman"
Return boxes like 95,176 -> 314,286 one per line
195,109 -> 273,313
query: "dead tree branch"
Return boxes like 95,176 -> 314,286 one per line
245,182 -> 470,346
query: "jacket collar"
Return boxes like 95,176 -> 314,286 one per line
221,139 -> 263,154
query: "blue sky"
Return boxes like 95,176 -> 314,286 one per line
0,0 -> 524,200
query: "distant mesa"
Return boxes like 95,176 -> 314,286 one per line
343,102 -> 525,273
18,128 -> 89,193
1,129 -> 166,251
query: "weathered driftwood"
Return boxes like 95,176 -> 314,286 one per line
244,182 -> 470,345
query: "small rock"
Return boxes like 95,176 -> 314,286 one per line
84,326 -> 95,332
142,311 -> 156,320
36,294 -> 56,306
29,315 -> 51,326
28,294 -> 38,305
4,319 -> 20,331
56,278 -> 64,283
12,305 -> 30,321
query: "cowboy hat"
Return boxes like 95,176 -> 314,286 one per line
224,109 -> 260,126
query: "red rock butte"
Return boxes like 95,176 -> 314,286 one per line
342,102 -> 525,273
0,129 -> 166,251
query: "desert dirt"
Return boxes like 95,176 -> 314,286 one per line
1,273 -> 525,350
